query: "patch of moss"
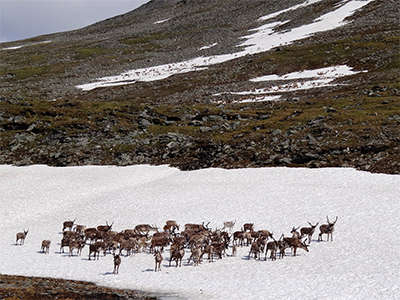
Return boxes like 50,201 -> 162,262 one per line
74,47 -> 109,59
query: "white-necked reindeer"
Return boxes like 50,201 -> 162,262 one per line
222,220 -> 236,232
16,229 -> 28,245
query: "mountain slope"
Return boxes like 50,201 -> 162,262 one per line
0,0 -> 399,173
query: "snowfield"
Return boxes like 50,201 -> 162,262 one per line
1,165 -> 399,299
76,0 -> 374,91
1,40 -> 51,51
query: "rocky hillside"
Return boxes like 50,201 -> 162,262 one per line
0,0 -> 399,173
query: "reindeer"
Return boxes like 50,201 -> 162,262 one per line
265,240 -> 278,261
60,237 -> 70,253
97,221 -> 113,233
113,254 -> 121,274
165,220 -> 179,233
169,245 -> 185,267
68,239 -> 85,256
231,244 -> 237,257
184,222 -> 210,232
242,223 -> 254,232
16,230 -> 28,245
74,224 -> 86,234
283,236 -> 309,256
258,230 -> 272,239
135,224 -> 158,235
318,216 -> 338,241
150,235 -> 172,253
290,226 -> 301,239
248,241 -> 261,260
233,231 -> 244,246
84,227 -> 98,243
154,250 -> 163,271
188,246 -> 202,265
243,231 -> 253,246
88,241 -> 105,260
62,219 -> 76,231
300,222 -> 319,244
222,220 -> 236,232
41,240 -> 51,254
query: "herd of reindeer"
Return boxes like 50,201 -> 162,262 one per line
15,216 -> 338,274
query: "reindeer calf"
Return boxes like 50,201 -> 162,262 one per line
154,250 -> 163,271
113,254 -> 121,274
41,240 -> 51,254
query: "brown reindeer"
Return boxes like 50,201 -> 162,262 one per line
84,227 -> 99,243
265,240 -> 278,261
16,229 -> 28,245
150,235 -> 172,253
62,219 -> 76,231
188,246 -> 202,265
154,250 -> 163,271
74,224 -> 86,234
243,223 -> 254,232
41,240 -> 51,254
169,245 -> 185,267
318,216 -> 338,241
248,241 -> 261,260
233,231 -> 244,246
165,220 -> 179,233
69,239 -> 85,256
300,222 -> 319,244
60,237 -> 70,253
283,237 -> 309,256
97,221 -> 113,233
89,241 -> 105,260
184,222 -> 210,232
113,254 -> 121,274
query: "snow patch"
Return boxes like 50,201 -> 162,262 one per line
1,40 -> 51,51
198,43 -> 218,50
250,65 -> 364,82
214,65 -> 366,100
154,18 -> 171,24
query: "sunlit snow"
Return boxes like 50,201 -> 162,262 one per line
1,165 -> 399,299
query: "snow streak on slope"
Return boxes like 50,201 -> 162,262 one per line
76,0 -> 374,91
214,65 -> 366,101
250,65 -> 364,82
0,165 -> 399,299
1,40 -> 51,50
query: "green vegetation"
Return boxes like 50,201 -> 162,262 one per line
74,47 -> 109,59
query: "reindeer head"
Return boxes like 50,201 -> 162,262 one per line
308,222 -> 319,229
327,216 -> 338,227
290,226 -> 300,233
300,241 -> 309,252
24,229 -> 29,236
106,221 -> 113,231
